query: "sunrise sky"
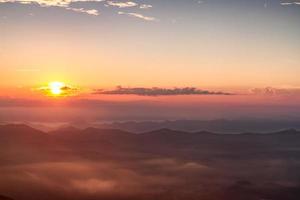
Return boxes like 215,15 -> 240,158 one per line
1,0 -> 300,122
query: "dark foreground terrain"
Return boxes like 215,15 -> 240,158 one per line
1,124 -> 300,200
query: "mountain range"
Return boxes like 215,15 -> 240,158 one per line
0,124 -> 300,200
27,119 -> 300,133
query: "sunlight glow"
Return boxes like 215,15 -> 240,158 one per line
49,82 -> 65,96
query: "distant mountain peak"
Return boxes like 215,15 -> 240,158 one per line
0,124 -> 43,133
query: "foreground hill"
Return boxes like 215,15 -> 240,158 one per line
0,124 -> 300,200
0,195 -> 14,200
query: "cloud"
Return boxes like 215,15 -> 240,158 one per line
118,11 -> 157,21
139,4 -> 152,9
0,160 -> 185,199
0,0 -> 105,7
106,1 -> 153,9
94,86 -> 234,96
0,0 -> 103,15
250,87 -> 300,96
281,0 -> 300,5
66,7 -> 99,15
106,1 -> 137,8
0,0 -> 157,19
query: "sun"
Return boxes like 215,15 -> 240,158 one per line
38,81 -> 77,97
49,81 -> 65,96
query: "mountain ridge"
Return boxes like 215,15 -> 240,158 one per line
1,123 -> 300,136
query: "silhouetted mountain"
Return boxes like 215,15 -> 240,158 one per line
0,124 -> 66,165
96,119 -> 300,133
0,124 -> 45,138
2,124 -> 300,155
0,124 -> 50,148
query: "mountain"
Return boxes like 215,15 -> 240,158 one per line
95,119 -> 300,133
0,124 -> 50,149
2,124 -> 300,154
1,124 -> 300,200
0,124 -> 45,139
0,124 -> 65,165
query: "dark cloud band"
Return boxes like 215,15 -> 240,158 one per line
94,86 -> 234,96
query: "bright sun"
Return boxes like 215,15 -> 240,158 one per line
49,81 -> 65,95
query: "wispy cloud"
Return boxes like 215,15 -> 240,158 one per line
0,0 -> 157,18
118,11 -> 157,21
0,0 -> 103,15
280,0 -> 300,5
139,4 -> 152,9
0,0 -> 105,7
66,7 -> 99,15
106,1 -> 137,8
94,86 -> 234,96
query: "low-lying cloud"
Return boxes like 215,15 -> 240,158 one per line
250,87 -> 300,96
94,86 -> 234,96
0,158 -> 210,200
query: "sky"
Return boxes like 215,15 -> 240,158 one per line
0,0 -> 300,122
